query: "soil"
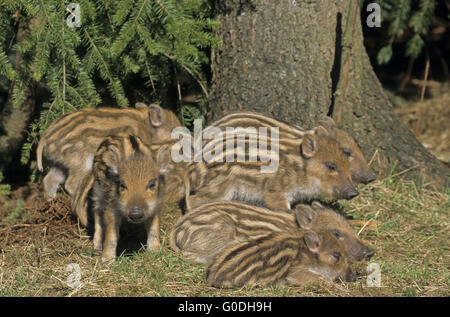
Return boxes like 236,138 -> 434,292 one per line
0,187 -> 79,247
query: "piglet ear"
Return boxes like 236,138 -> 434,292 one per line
103,151 -> 120,178
294,204 -> 316,230
300,134 -> 319,158
311,201 -> 324,209
156,144 -> 171,175
148,104 -> 165,127
135,102 -> 148,109
315,125 -> 330,137
320,116 -> 337,127
97,138 -> 121,177
304,231 -> 321,253
317,116 -> 336,137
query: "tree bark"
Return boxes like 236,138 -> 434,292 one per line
207,0 -> 449,187
0,18 -> 36,173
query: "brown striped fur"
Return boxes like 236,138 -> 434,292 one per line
72,134 -> 205,227
149,138 -> 207,206
37,103 -> 180,199
169,201 -> 374,264
206,230 -> 355,288
208,111 -> 376,185
88,133 -> 169,262
186,130 -> 358,211
292,202 -> 374,261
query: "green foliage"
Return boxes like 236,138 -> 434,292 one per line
374,0 -> 436,64
377,44 -> 393,65
2,200 -> 25,225
0,171 -> 11,196
0,0 -> 220,164
178,104 -> 205,130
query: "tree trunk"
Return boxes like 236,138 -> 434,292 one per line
207,0 -> 449,187
0,18 -> 36,173
0,84 -> 35,172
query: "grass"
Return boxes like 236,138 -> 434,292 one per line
0,174 -> 449,297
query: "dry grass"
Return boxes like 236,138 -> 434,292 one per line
392,88 -> 450,164
0,169 -> 448,297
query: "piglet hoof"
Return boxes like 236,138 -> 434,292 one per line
93,240 -> 103,253
100,249 -> 116,264
101,255 -> 115,264
146,239 -> 161,252
44,192 -> 57,202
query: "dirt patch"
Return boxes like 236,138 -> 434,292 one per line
0,182 -> 43,209
0,194 -> 80,247
0,183 -> 183,256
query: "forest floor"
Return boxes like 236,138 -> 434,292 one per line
0,90 -> 449,297
0,174 -> 448,297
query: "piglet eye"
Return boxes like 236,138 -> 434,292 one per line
330,229 -> 342,239
342,148 -> 353,157
324,162 -> 337,172
119,180 -> 127,191
147,178 -> 157,190
332,252 -> 341,262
